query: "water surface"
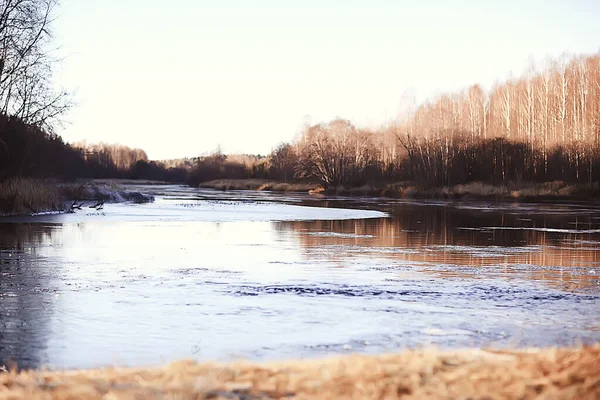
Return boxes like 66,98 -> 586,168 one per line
1,186 -> 599,369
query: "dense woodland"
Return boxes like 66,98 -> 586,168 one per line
188,52 -> 600,189
0,0 -> 181,183
268,52 -> 600,187
0,118 -> 190,181
1,0 -> 599,195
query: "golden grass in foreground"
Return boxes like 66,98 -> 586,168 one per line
1,345 -> 599,399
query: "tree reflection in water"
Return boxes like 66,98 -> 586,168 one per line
273,202 -> 600,291
0,223 -> 60,370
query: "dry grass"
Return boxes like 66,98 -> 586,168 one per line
91,179 -> 170,186
0,179 -> 155,215
449,181 -> 599,199
1,345 -> 598,399
195,179 -> 599,200
0,178 -> 65,215
325,181 -> 600,200
200,179 -> 320,192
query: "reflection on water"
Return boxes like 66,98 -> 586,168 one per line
0,223 -> 58,250
0,223 -> 60,369
274,203 -> 600,291
0,188 -> 599,370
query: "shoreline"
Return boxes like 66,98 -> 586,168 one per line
3,178 -> 599,216
198,178 -> 319,192
0,179 -> 154,217
198,179 -> 600,202
1,345 -> 598,399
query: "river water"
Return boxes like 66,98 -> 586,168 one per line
1,185 -> 599,370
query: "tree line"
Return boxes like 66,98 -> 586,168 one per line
4,50 -> 599,187
0,113 -> 191,181
1,0 -> 598,189
191,52 -> 600,189
260,52 -> 600,188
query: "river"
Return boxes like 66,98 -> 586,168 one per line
1,185 -> 599,370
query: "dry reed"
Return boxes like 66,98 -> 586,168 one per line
0,178 -> 64,214
1,345 -> 598,399
200,179 -> 319,192
0,179 -> 155,215
196,178 -> 599,200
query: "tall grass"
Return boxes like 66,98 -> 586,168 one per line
0,179 -> 155,215
0,345 -> 598,398
199,179 -> 320,192
0,178 -> 65,215
324,181 -> 600,200
195,178 -> 600,200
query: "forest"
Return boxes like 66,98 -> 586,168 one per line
2,51 -> 600,194
3,52 -> 600,193
187,52 -> 600,192
264,52 -> 600,188
0,0 -> 183,184
0,0 -> 598,193
0,116 -> 189,182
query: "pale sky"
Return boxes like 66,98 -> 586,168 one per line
53,0 -> 600,160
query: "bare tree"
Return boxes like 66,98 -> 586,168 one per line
0,0 -> 70,130
269,143 -> 296,182
466,85 -> 485,142
295,119 -> 374,186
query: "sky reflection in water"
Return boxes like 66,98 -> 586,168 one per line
0,186 -> 599,370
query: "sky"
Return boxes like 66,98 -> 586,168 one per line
52,0 -> 600,160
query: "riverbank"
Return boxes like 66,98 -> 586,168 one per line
198,179 -> 600,201
0,179 -> 65,215
199,179 -> 319,192
1,345 -> 598,399
334,181 -> 600,200
0,179 -> 154,216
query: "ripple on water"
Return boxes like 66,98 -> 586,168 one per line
1,188 -> 600,369
229,284 -> 443,299
306,232 -> 376,239
227,282 -> 600,306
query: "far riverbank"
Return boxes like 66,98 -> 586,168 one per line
198,178 -> 600,202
